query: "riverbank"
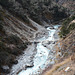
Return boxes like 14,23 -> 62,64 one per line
41,25 -> 61,75
17,25 -> 61,75
8,43 -> 37,75
42,21 -> 75,75
2,24 -> 61,75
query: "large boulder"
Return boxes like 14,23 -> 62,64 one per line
1,65 -> 10,73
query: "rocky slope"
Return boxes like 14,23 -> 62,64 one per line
0,0 -> 68,25
54,0 -> 75,13
0,4 -> 40,74
43,14 -> 75,75
44,31 -> 75,75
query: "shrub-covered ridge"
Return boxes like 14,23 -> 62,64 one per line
59,14 -> 75,38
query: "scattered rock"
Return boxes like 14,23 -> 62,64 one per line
48,41 -> 51,44
1,65 -> 10,73
57,52 -> 62,56
34,42 -> 38,44
30,60 -> 33,62
44,45 -> 46,47
30,56 -> 34,59
52,42 -> 55,44
45,26 -> 49,28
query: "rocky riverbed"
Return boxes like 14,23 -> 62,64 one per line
8,25 -> 61,75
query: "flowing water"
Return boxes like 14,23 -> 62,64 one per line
18,25 -> 60,75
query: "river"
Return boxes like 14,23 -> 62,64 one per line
18,25 -> 60,75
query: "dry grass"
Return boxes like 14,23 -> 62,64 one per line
44,57 -> 71,75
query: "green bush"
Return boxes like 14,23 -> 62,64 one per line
62,15 -> 75,26
59,15 -> 75,38
68,23 -> 75,30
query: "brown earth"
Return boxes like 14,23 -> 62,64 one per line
42,22 -> 75,75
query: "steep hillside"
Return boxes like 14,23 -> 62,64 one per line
59,15 -> 75,37
0,0 -> 68,25
54,0 -> 75,13
0,5 -> 41,74
43,14 -> 75,75
44,29 -> 75,75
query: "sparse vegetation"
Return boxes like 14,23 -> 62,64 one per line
68,23 -> 75,30
45,57 -> 71,75
59,15 -> 75,38
3,35 -> 22,44
0,34 -> 28,73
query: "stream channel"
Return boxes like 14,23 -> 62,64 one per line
18,25 -> 60,75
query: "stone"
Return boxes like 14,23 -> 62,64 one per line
52,42 -> 55,44
44,45 -> 46,47
48,41 -> 51,44
25,64 -> 34,68
13,60 -> 18,64
1,65 -> 10,73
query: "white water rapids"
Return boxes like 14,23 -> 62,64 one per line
18,25 -> 60,75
